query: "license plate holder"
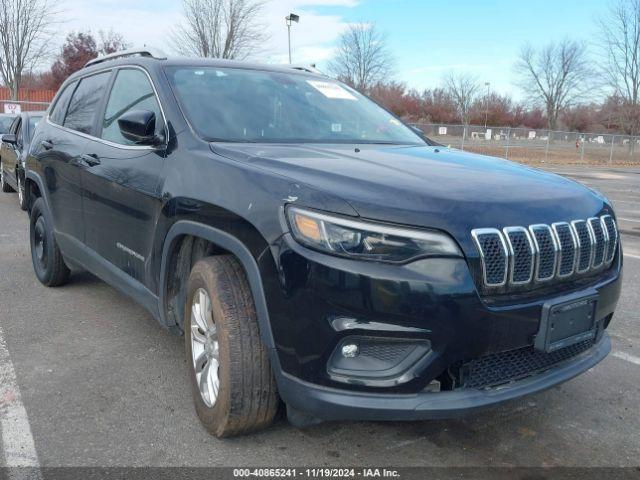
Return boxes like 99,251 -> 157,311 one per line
535,294 -> 598,353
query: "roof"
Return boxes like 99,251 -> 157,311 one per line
78,48 -> 325,79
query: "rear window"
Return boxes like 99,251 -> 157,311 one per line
63,71 -> 111,134
49,82 -> 76,125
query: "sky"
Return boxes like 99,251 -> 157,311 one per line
59,0 -> 611,100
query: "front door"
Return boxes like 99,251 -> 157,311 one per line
81,67 -> 167,287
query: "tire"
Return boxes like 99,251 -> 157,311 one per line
17,173 -> 27,210
1,160 -> 13,192
185,255 -> 278,437
30,197 -> 70,287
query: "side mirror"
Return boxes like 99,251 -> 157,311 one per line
117,110 -> 162,145
2,133 -> 17,145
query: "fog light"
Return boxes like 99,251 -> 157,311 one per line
341,343 -> 359,358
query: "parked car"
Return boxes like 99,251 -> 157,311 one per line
25,49 -> 622,437
0,111 -> 44,209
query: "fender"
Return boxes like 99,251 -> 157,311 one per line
159,220 -> 277,354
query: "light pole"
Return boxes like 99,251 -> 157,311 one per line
286,13 -> 300,64
484,82 -> 490,129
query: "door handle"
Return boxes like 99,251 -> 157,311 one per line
80,154 -> 101,167
41,140 -> 53,150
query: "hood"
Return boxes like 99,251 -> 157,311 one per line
212,143 -> 610,252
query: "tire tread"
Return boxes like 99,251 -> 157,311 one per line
187,255 -> 278,437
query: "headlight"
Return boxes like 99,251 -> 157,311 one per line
286,206 -> 462,262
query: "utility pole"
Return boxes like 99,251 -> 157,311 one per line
285,13 -> 300,64
484,82 -> 490,128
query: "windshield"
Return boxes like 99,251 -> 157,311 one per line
165,66 -> 424,145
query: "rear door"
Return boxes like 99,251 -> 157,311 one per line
81,67 -> 167,285
32,71 -> 112,245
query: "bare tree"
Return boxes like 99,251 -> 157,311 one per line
98,29 -> 130,55
171,0 -> 267,60
515,39 -> 591,130
443,72 -> 480,125
0,0 -> 56,99
598,0 -> 640,140
328,23 -> 394,93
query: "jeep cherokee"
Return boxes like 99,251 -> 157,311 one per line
24,48 -> 622,437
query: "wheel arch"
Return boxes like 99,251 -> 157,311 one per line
159,220 -> 277,353
24,170 -> 48,212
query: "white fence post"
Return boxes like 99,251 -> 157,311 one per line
545,131 -> 551,162
609,135 -> 615,164
505,128 -> 511,159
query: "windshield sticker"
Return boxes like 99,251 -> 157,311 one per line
307,81 -> 357,100
331,123 -> 342,132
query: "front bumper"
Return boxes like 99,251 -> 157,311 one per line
278,333 -> 611,421
260,233 -> 621,420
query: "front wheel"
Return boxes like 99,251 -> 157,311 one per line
185,255 -> 279,437
1,160 -> 13,192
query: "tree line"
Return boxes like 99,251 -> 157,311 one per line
1,0 -> 640,135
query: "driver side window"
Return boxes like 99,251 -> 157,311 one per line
101,68 -> 163,145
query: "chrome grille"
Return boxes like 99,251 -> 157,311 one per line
471,229 -> 508,287
552,222 -> 577,278
529,225 -> 558,282
571,220 -> 592,273
587,217 -> 605,268
472,215 -> 618,289
602,215 -> 618,264
503,227 -> 534,285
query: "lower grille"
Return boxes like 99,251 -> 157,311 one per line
454,339 -> 596,389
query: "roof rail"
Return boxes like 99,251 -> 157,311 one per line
85,47 -> 167,68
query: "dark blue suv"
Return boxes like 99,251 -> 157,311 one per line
25,49 -> 622,437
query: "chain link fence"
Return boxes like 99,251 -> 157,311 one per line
411,123 -> 640,166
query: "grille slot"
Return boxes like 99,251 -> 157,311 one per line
552,222 -> 577,277
529,225 -> 558,281
601,215 -> 618,264
587,217 -> 606,268
472,229 -> 507,287
455,338 -> 596,389
472,215 -> 617,290
571,220 -> 592,273
503,227 -> 534,285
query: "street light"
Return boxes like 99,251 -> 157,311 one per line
484,82 -> 490,129
286,13 -> 300,64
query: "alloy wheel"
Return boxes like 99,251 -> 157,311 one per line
190,288 -> 220,408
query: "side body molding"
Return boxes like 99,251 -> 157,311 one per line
159,220 -> 277,353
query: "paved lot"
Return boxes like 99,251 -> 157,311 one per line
0,166 -> 638,469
